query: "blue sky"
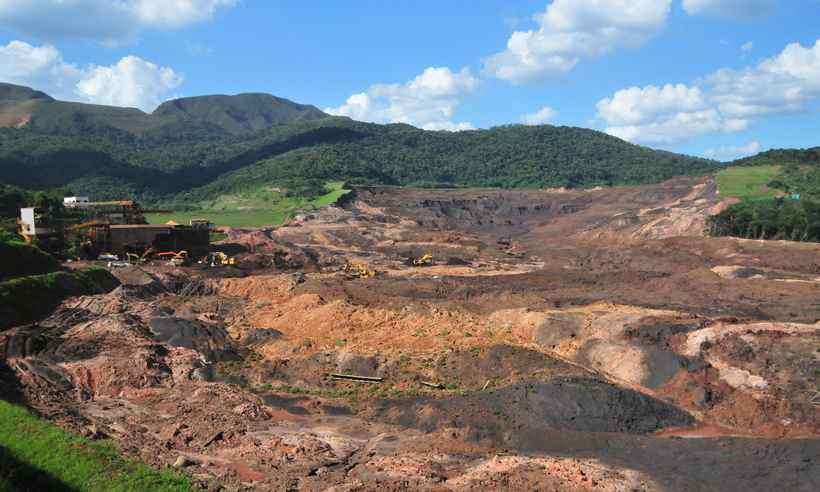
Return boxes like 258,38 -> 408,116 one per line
0,1 -> 818,160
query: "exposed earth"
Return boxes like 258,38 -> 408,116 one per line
1,176 -> 818,491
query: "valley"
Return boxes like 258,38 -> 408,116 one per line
2,176 -> 817,490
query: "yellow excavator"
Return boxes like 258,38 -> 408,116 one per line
207,251 -> 236,267
343,262 -> 376,279
157,250 -> 189,266
411,253 -> 433,267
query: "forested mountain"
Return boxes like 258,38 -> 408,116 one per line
0,82 -> 328,140
153,94 -> 328,135
0,83 -> 719,207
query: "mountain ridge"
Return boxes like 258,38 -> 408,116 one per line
0,83 -> 328,137
0,82 -> 721,206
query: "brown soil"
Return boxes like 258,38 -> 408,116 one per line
2,176 -> 818,491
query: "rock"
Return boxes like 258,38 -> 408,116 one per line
84,424 -> 107,440
173,455 -> 198,468
202,430 -> 224,447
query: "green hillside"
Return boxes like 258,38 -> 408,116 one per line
710,149 -> 820,242
715,165 -> 781,200
0,82 -> 329,141
146,181 -> 351,228
0,85 -> 720,206
153,93 -> 328,135
731,147 -> 820,168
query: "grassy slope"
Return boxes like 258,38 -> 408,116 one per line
0,400 -> 191,491
146,181 -> 351,228
715,165 -> 781,200
0,240 -> 60,281
0,268 -> 119,329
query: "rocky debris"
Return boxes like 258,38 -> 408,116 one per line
173,455 -> 199,468
107,266 -> 166,298
147,317 -> 238,362
711,265 -> 767,279
4,177 -> 820,490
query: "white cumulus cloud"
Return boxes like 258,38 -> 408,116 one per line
596,39 -> 820,145
704,140 -> 762,160
596,83 -> 746,144
707,39 -> 820,117
0,40 -> 182,111
325,67 -> 478,131
0,0 -> 237,43
521,106 -> 558,125
483,0 -> 671,83
682,0 -> 775,19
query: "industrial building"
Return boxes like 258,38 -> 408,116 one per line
18,198 -> 210,259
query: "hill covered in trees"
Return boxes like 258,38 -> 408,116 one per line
0,82 -> 328,140
0,83 -> 720,207
709,147 -> 820,242
731,147 -> 820,168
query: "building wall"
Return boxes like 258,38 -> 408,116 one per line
19,208 -> 35,235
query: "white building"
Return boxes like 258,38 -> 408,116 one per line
18,207 -> 53,237
63,196 -> 90,208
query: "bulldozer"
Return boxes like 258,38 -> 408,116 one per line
343,261 -> 376,279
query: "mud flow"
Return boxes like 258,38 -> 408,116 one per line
2,177 -> 818,490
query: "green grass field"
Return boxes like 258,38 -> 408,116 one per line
715,165 -> 781,200
0,400 -> 192,491
147,182 -> 351,228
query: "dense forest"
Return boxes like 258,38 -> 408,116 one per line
731,147 -> 820,168
0,117 -> 719,207
708,198 -> 820,241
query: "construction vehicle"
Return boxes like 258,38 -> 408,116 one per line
157,250 -> 189,267
125,252 -> 144,263
205,251 -> 236,267
343,262 -> 376,279
409,253 -> 434,267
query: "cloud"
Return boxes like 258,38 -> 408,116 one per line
596,83 -> 746,144
682,0 -> 775,19
483,0 -> 672,83
596,39 -> 820,145
0,40 -> 182,111
521,106 -> 558,125
704,140 -> 762,160
741,41 -> 754,52
707,39 -> 820,117
325,67 -> 478,131
76,56 -> 183,109
0,0 -> 237,44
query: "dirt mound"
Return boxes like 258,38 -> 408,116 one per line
147,317 -> 238,362
366,377 -> 694,450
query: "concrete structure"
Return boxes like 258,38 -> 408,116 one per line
18,207 -> 54,238
63,196 -> 90,208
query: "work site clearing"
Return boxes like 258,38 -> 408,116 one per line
1,176 -> 818,491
